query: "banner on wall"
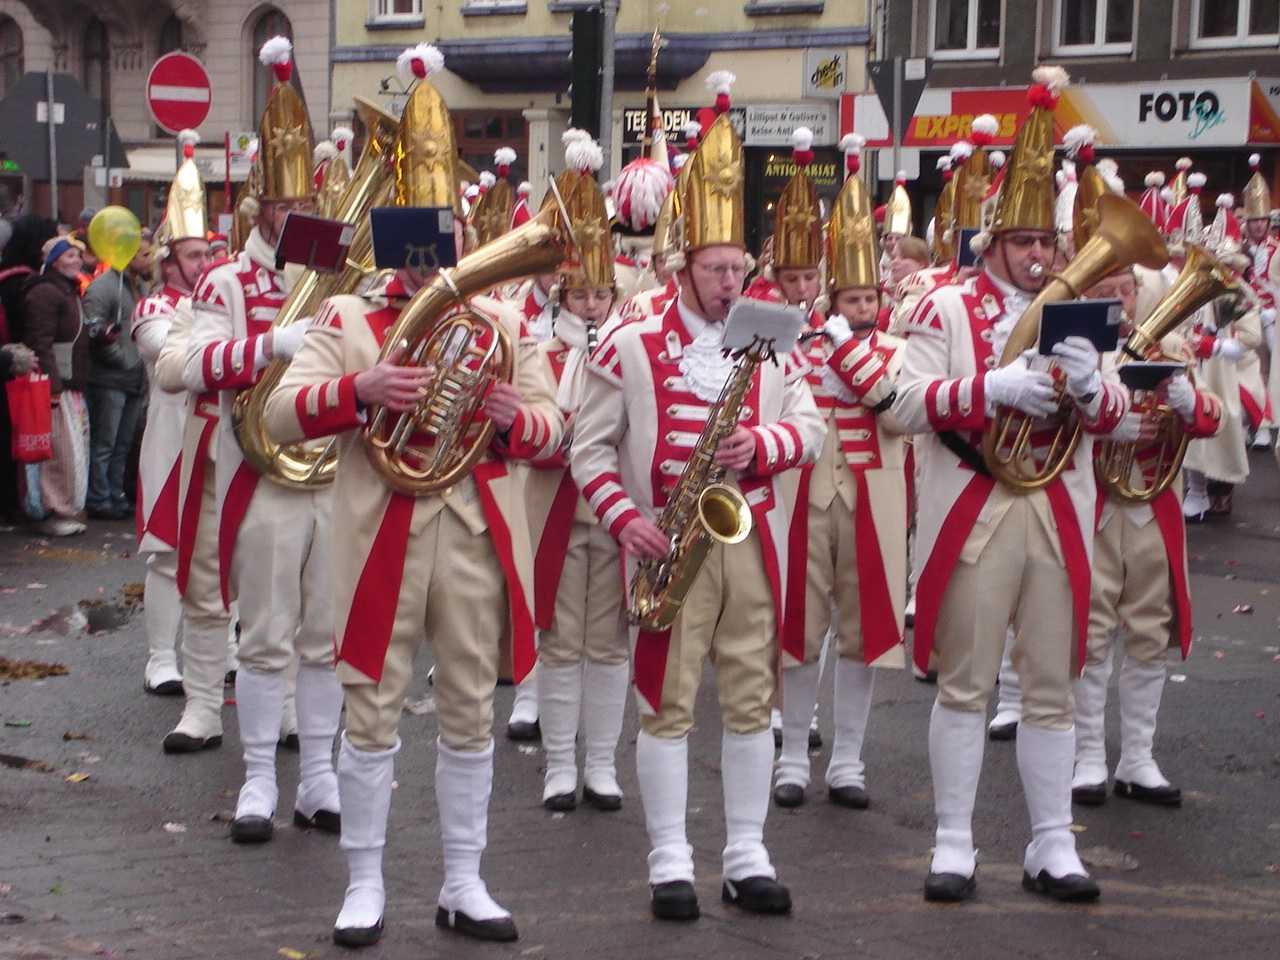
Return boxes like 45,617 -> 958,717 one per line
841,78 -> 1280,149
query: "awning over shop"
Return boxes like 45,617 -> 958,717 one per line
123,146 -> 252,183
842,78 -> 1280,150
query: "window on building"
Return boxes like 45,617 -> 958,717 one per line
251,8 -> 304,123
1055,0 -> 1134,53
1192,0 -> 1280,46
158,15 -> 184,56
83,17 -> 110,106
371,0 -> 423,22
0,16 -> 22,100
930,0 -> 1001,59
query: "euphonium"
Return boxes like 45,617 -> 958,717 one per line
628,342 -> 768,631
981,192 -> 1169,492
363,201 -> 574,496
233,99 -> 399,489
1095,243 -> 1238,503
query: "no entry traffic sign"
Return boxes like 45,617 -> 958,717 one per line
146,53 -> 212,135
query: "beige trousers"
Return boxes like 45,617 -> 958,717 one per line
230,481 -> 334,673
343,507 -> 507,753
1088,511 -> 1172,666
181,466 -> 227,623
798,496 -> 864,662
639,530 -> 776,739
934,497 -> 1077,731
540,520 -> 629,666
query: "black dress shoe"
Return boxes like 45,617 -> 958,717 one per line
1114,779 -> 1182,806
506,719 -> 541,742
772,782 -> 805,808
1022,869 -> 1100,902
543,791 -> 577,812
224,669 -> 237,686
162,731 -> 222,754
828,785 -> 869,810
772,726 -> 783,748
1072,782 -> 1108,806
435,906 -> 518,942
807,726 -> 823,750
278,733 -> 300,751
87,506 -> 125,520
721,876 -> 792,915
333,917 -> 383,948
294,808 -> 341,833
230,815 -> 274,844
650,880 -> 699,921
582,786 -> 622,811
144,678 -> 184,697
924,871 -> 976,902
988,721 -> 1018,742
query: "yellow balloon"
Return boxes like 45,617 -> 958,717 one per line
87,206 -> 142,272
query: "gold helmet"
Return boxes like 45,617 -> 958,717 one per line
932,153 -> 956,263
990,66 -> 1069,234
1062,124 -> 1105,249
951,115 -> 1000,241
681,71 -> 745,253
1170,157 -> 1193,205
315,151 -> 351,219
772,127 -> 823,271
555,131 -> 613,290
884,171 -> 912,237
392,44 -> 460,214
829,134 -> 878,293
469,147 -> 517,247
256,37 -> 314,202
1244,152 -> 1271,221
155,129 -> 208,256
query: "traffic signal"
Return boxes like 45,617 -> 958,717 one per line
570,6 -> 603,136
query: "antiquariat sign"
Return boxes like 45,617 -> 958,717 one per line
840,77 -> 1280,148
803,48 -> 846,101
761,151 -> 841,190
621,106 -> 747,146
745,104 -> 837,147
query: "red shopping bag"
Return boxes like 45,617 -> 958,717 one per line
6,373 -> 54,463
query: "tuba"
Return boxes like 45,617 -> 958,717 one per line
232,99 -> 400,489
981,193 -> 1169,491
1094,244 -> 1238,503
363,198 -> 576,496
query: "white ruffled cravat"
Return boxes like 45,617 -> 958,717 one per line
987,270 -> 1033,359
675,299 -> 735,403
553,310 -> 593,413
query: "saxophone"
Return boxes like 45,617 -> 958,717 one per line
628,340 -> 771,631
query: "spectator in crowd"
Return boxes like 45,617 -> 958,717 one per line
72,208 -> 103,296
0,216 -> 59,522
1,341 -> 36,379
20,235 -> 91,537
82,231 -> 152,519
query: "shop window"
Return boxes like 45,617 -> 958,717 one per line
1054,0 -> 1134,54
370,0 -> 423,24
0,15 -> 22,100
158,15 -> 184,55
250,8 -> 304,122
83,17 -> 110,106
1191,0 -> 1280,47
929,0 -> 1001,60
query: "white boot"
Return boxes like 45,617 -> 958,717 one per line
722,729 -> 792,914
538,661 -> 582,808
925,701 -> 985,900
1071,648 -> 1114,801
333,734 -> 398,947
1017,723 -> 1099,900
279,654 -> 299,746
435,739 -> 517,942
1114,656 -> 1180,804
1183,469 -> 1210,520
1253,425 -> 1272,449
988,632 -> 1022,738
293,663 -> 343,831
506,669 -> 540,740
635,730 -> 694,885
143,559 -> 183,695
225,605 -> 240,682
773,660 -> 820,800
163,618 -> 227,752
825,659 -> 874,806
231,666 -> 285,843
581,660 -> 629,809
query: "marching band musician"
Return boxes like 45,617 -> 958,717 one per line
619,184 -> 681,323
264,45 -> 562,947
525,133 -> 631,813
1072,267 -> 1222,808
773,131 -> 907,812
569,75 -> 824,922
889,67 -> 1126,905
132,132 -> 219,750
183,37 -> 343,844
1240,156 -> 1278,448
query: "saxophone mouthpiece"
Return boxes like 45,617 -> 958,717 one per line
1029,262 -> 1046,278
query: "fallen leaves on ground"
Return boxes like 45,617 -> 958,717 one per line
403,695 -> 435,716
120,582 -> 145,606
64,772 -> 90,784
0,658 -> 69,680
1080,845 -> 1140,871
1233,604 -> 1254,615
162,822 -> 186,834
0,754 -> 53,772
277,948 -> 309,959
4,720 -> 31,728
61,731 -> 90,741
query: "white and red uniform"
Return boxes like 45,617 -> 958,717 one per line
514,278 -> 555,343
614,238 -> 660,305
620,276 -> 678,324
1183,302 -> 1261,484
890,264 -> 956,337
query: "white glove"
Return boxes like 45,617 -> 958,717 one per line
270,320 -> 312,361
1050,336 -> 1102,399
1165,373 -> 1197,419
822,314 -> 853,348
1261,307 -> 1276,331
985,352 -> 1057,418
1110,412 -> 1142,443
1212,337 -> 1246,364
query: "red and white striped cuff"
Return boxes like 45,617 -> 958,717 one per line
582,472 -> 641,539
750,421 -> 804,475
